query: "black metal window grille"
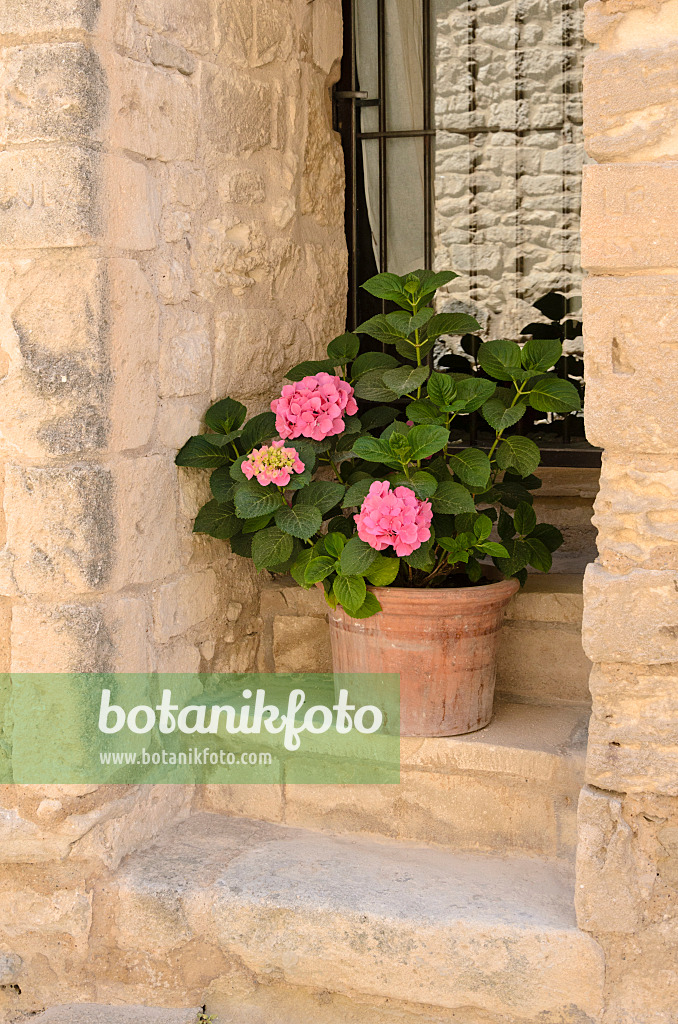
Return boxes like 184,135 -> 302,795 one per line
333,0 -> 600,468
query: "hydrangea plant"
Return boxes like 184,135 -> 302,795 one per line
176,269 -> 581,619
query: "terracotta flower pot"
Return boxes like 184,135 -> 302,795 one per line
328,577 -> 520,737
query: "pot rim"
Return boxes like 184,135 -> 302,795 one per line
365,574 -> 520,599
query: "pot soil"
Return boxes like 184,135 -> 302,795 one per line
328,577 -> 520,737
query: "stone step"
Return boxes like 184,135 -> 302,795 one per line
259,572 -> 592,706
199,698 -> 589,860
31,1008 -> 202,1024
96,813 -> 604,1023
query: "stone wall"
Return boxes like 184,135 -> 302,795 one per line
579,1 -> 678,1020
0,0 -> 345,1012
434,0 -> 587,341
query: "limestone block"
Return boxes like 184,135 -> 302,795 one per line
0,43 -> 105,146
496,621 -> 593,704
583,275 -> 678,453
272,616 -> 332,673
581,163 -> 678,271
219,169 -> 265,205
155,398 -> 203,450
10,594 -> 152,672
312,0 -> 343,75
0,885 -> 91,944
576,786 -> 650,933
2,455 -> 180,596
587,662 -> 678,795
0,0 -> 100,35
148,33 -> 196,75
217,0 -> 295,68
0,148 -> 156,251
593,453 -> 678,573
204,66 -> 272,154
585,0 -> 678,53
0,257 -> 158,457
213,309 -> 299,401
584,45 -> 678,161
583,563 -> 678,663
135,0 -> 215,55
107,54 -> 198,162
158,311 -> 211,398
155,638 -> 201,673
152,570 -> 218,642
300,78 -> 344,227
199,784 -> 284,821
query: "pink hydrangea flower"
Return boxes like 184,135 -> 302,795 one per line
271,372 -> 358,442
242,440 -> 305,487
354,481 -> 433,557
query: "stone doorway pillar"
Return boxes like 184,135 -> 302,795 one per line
578,1 -> 678,1019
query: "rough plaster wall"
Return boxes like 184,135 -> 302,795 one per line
0,0 -> 346,1013
434,0 -> 587,341
579,1 -> 678,1021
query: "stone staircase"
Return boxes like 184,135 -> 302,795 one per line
31,574 -> 602,1024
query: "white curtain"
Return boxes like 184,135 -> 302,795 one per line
356,0 -> 427,276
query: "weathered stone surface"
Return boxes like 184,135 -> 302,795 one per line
300,78 -> 344,227
135,0 -> 215,55
585,0 -> 678,53
0,148 -> 156,251
585,45 -> 678,161
587,662 -> 678,795
593,453 -> 678,573
10,594 -> 152,672
152,570 -> 218,642
583,275 -> 678,453
0,0 -> 100,35
497,620 -> 592,704
148,32 -> 196,75
33,1006 -> 202,1024
217,0 -> 295,68
102,813 -> 605,1019
108,54 -> 198,161
0,43 -> 105,145
312,0 -> 343,75
206,67 -> 273,154
158,311 -> 211,398
272,615 -> 332,674
213,309 -> 301,401
581,163 -> 678,271
583,563 -> 678,664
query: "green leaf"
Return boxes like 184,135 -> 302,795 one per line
353,370 -> 400,403
360,272 -> 410,306
407,424 -> 450,461
405,399 -> 446,425
355,313 -> 408,344
382,364 -> 430,397
431,480 -> 475,514
496,436 -> 541,477
274,504 -> 323,540
296,481 -> 345,514
339,535 -> 379,575
527,376 -> 582,413
498,509 -> 515,541
529,522 -> 563,553
333,574 -> 367,614
403,537 -> 435,570
493,538 -> 531,577
234,480 -> 284,519
327,332 -> 360,363
239,411 -> 276,452
477,541 -> 510,558
481,389 -> 527,431
449,448 -> 491,489
467,557 -> 483,583
521,337 -> 563,372
426,312 -> 482,339
290,548 -> 315,588
284,468 -> 313,491
473,515 -> 493,542
342,477 -> 376,508
230,454 -> 248,481
427,372 -> 456,407
453,377 -> 497,412
193,500 -> 240,539
210,467 -> 235,502
205,397 -> 247,434
251,527 -> 294,570
351,352 -> 399,379
304,556 -> 338,585
514,501 -> 537,537
325,516 -> 354,538
288,438 -> 317,475
495,479 -> 535,509
285,359 -> 336,381
365,555 -> 400,586
389,470 -> 438,500
410,269 -> 458,300
359,407 -> 399,432
324,532 -> 347,558
352,434 -> 401,468
241,512 -> 273,534
525,537 -> 552,573
351,592 -> 383,618
176,433 -> 237,468
229,531 -> 253,558
477,339 -> 523,381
